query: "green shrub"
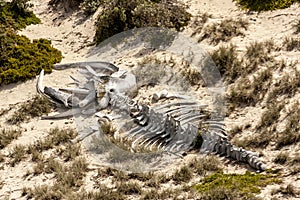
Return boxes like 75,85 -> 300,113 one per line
195,171 -> 281,199
234,0 -> 300,12
0,0 -> 40,30
0,1 -> 62,85
94,0 -> 191,44
0,33 -> 62,85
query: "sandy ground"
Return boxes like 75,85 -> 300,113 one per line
0,0 -> 299,199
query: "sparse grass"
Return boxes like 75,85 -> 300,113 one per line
257,102 -> 284,129
199,18 -> 248,45
142,188 -> 182,200
0,128 -> 22,149
233,128 -> 273,149
283,36 -> 300,51
172,165 -> 192,184
273,152 -> 289,164
9,144 -> 26,166
0,152 -> 4,163
290,165 -> 300,175
24,157 -> 89,199
195,171 -> 281,199
29,128 -> 77,152
7,95 -> 54,124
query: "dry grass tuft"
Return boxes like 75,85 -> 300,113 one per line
210,44 -> 243,83
200,18 -> 248,45
188,156 -> 221,176
9,144 -> 26,166
283,36 -> 300,51
172,165 -> 192,184
7,95 -> 54,125
0,128 -> 22,149
273,152 -> 289,164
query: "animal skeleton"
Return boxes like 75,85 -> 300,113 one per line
37,61 -> 266,172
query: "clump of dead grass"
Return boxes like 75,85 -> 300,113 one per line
199,18 -> 249,45
0,128 -> 22,149
283,36 -> 300,51
7,95 -> 54,125
9,144 -> 26,166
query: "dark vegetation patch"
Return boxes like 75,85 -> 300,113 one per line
0,0 -> 40,30
199,18 -> 248,45
94,0 -> 191,44
7,95 -> 54,125
28,127 -> 77,154
234,0 -> 300,11
195,171 -> 281,199
0,0 -> 62,85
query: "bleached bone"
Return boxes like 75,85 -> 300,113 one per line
59,88 -> 90,95
201,130 -> 266,171
37,61 -> 267,172
53,61 -> 119,73
44,87 -> 72,107
37,69 -> 44,94
152,89 -> 190,102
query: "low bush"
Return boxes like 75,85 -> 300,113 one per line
195,171 -> 281,199
234,0 -> 300,12
0,0 -> 40,30
0,1 -> 62,85
94,0 -> 191,44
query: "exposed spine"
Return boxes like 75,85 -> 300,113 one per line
201,130 -> 266,171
